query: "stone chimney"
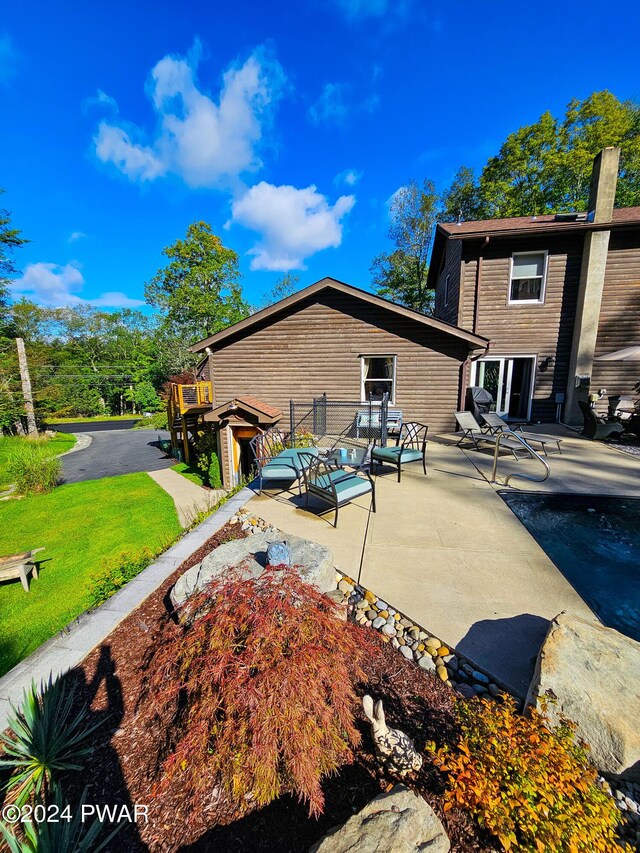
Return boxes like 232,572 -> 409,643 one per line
564,148 -> 620,425
588,147 -> 620,223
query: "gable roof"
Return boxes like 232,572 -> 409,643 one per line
190,277 -> 488,353
205,395 -> 282,425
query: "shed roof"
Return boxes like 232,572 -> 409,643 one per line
190,277 -> 488,353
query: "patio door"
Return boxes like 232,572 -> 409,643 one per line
470,356 -> 535,420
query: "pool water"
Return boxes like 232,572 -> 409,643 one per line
500,492 -> 640,642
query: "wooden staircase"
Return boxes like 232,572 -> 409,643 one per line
167,382 -> 213,463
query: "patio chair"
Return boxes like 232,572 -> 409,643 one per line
249,429 -> 319,495
0,548 -> 44,592
371,422 -> 428,483
298,451 -> 376,528
454,411 -> 535,460
578,401 -> 625,441
454,411 -> 489,448
481,412 -> 563,455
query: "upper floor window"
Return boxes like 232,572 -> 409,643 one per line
509,252 -> 547,304
361,355 -> 396,403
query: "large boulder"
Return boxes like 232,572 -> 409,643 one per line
309,785 -> 450,853
526,612 -> 640,780
171,531 -> 336,609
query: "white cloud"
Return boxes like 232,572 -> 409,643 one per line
308,83 -> 349,126
230,182 -> 355,271
68,231 -> 87,243
334,168 -> 363,187
94,44 -> 285,188
11,262 -> 144,308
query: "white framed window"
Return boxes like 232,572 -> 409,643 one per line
360,355 -> 396,404
508,251 -> 548,304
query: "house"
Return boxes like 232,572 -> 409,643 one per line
189,279 -> 487,486
428,147 -> 640,425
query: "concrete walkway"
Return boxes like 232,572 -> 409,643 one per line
148,468 -> 226,527
244,432 -> 640,696
0,487 -> 253,730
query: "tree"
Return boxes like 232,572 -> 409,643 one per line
449,91 -> 640,220
256,272 -> 301,310
0,190 -> 28,331
145,221 -> 249,343
370,179 -> 439,314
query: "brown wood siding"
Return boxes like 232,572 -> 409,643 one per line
592,229 -> 640,414
207,290 -> 470,437
459,236 -> 582,421
434,239 -> 462,325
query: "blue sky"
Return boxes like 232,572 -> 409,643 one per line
1,1 -> 639,310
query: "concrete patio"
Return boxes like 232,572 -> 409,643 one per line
246,427 -> 640,696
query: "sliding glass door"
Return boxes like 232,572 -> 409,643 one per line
470,356 -> 535,420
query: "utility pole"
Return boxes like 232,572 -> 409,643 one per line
15,337 -> 38,436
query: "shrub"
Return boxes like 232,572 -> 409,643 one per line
133,411 -> 168,430
6,441 -> 61,495
150,566 -> 375,817
0,783 -> 122,852
0,676 -> 100,806
433,695 -> 632,852
87,548 -> 155,607
194,428 -> 222,487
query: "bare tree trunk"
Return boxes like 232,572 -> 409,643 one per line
16,337 -> 38,437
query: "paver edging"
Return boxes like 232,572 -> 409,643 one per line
0,486 -> 254,730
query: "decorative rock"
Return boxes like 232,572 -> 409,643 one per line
391,637 -> 400,649
372,616 -> 386,629
437,666 -> 448,682
525,612 -> 640,780
417,643 -> 425,652
394,613 -> 401,621
337,579 -> 353,594
471,670 -> 489,684
366,610 -> 377,621
375,599 -> 388,610
400,646 -> 413,660
472,684 -> 488,695
425,646 -> 438,658
456,684 -> 476,699
437,647 -> 450,657
418,631 -> 428,640
400,617 -> 413,628
171,531 -> 335,608
426,637 -> 441,650
408,627 -> 420,640
388,608 -> 396,616
488,683 -> 501,698
355,599 -> 368,610
364,589 -> 376,604
381,623 -> 396,637
309,784 -> 450,853
325,590 -> 345,604
418,655 -> 436,672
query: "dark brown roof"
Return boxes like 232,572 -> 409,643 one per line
190,277 -> 488,353
206,395 -> 283,425
437,206 -> 640,239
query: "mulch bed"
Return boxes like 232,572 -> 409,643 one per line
61,523 -> 497,852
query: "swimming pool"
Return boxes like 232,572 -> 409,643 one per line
499,492 -> 640,642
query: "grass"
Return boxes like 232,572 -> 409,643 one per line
0,473 -> 182,676
171,462 -> 206,487
0,433 -> 76,491
44,415 -> 137,424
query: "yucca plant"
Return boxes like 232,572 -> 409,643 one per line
0,675 -> 101,806
0,784 -> 122,853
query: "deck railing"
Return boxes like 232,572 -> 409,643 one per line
170,381 -> 213,415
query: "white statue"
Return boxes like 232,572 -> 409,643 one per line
362,694 -> 423,776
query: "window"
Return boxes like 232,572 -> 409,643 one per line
509,252 -> 547,304
361,356 -> 396,403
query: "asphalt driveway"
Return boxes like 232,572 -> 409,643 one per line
61,428 -> 174,483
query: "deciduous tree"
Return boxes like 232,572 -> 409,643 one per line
145,221 -> 249,343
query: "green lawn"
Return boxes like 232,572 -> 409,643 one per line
0,472 -> 181,676
171,462 -> 206,487
0,433 -> 76,490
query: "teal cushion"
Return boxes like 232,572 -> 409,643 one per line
373,447 -> 423,463
261,461 -> 300,480
261,447 -> 319,479
309,473 -> 371,504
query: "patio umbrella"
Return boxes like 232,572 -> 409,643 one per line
595,345 -> 640,361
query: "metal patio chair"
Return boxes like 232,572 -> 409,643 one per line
298,451 -> 376,527
481,412 -> 563,455
249,429 -> 318,495
371,422 -> 428,482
